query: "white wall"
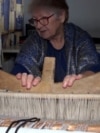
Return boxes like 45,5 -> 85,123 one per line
67,0 -> 100,37
24,0 -> 100,37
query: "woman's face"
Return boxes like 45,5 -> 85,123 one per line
32,7 -> 65,40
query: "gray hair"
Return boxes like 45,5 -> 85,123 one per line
29,0 -> 69,21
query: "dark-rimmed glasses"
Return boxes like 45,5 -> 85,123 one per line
28,14 -> 55,27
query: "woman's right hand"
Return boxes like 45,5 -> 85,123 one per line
16,73 -> 41,89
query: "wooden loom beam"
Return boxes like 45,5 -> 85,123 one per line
0,57 -> 100,94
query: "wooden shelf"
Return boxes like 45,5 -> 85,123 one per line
2,46 -> 20,53
2,49 -> 19,53
96,43 -> 100,53
1,30 -> 22,35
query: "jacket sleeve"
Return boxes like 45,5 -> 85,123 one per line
15,33 -> 45,77
76,31 -> 100,74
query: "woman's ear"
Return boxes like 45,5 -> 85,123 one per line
59,10 -> 66,23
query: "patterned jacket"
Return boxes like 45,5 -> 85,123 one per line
15,23 -> 100,77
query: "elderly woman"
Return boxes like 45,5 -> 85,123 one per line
12,0 -> 100,89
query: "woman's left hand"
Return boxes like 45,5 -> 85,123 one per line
62,71 -> 95,88
62,74 -> 83,88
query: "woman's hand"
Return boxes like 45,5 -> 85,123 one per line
16,73 -> 41,89
62,71 -> 95,88
62,74 -> 83,88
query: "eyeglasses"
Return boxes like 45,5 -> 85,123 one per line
28,14 -> 55,27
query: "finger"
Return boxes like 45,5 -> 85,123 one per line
21,73 -> 27,87
26,74 -> 34,89
62,75 -> 71,88
76,74 -> 83,80
16,73 -> 22,80
32,76 -> 41,86
67,75 -> 77,87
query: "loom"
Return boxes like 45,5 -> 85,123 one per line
0,57 -> 100,132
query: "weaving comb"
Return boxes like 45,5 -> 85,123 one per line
0,57 -> 100,94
